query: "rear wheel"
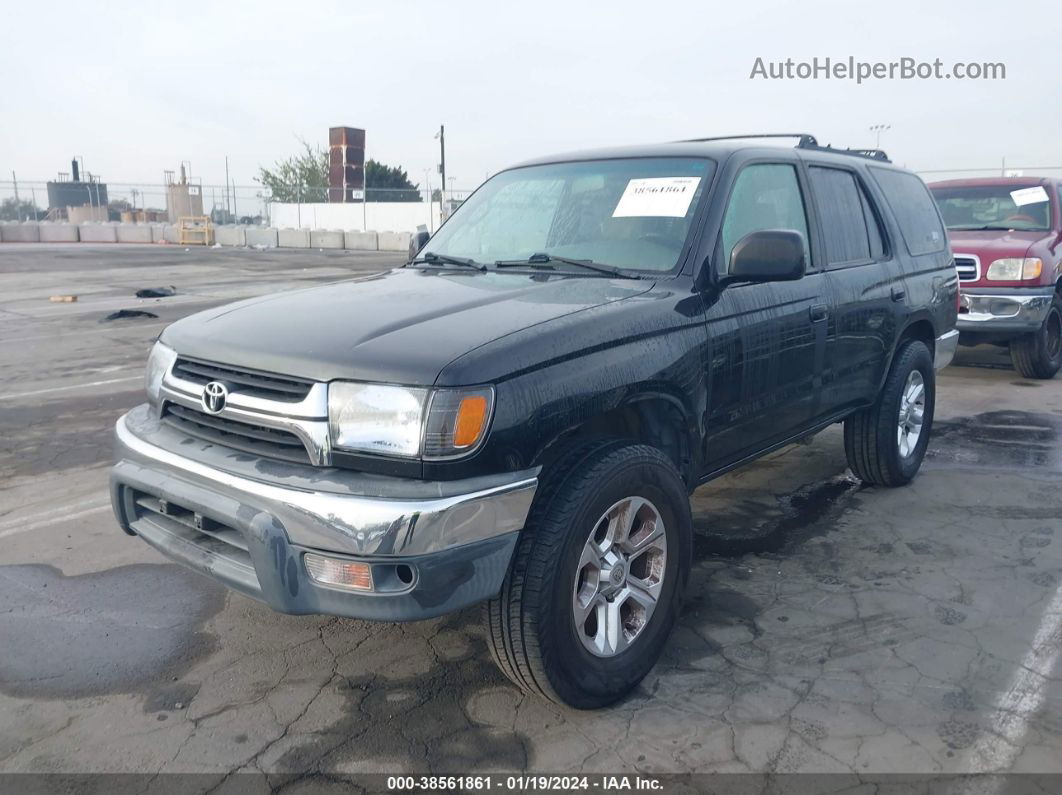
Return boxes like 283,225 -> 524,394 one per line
844,340 -> 935,487
484,442 -> 691,709
1010,294 -> 1062,379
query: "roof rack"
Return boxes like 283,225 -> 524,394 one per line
677,133 -> 891,163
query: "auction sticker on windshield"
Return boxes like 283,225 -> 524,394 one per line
1010,186 -> 1049,206
612,177 -> 701,217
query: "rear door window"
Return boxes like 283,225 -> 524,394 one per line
809,167 -> 873,266
869,167 -> 947,256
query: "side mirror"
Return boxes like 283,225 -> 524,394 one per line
409,230 -> 431,260
724,229 -> 806,284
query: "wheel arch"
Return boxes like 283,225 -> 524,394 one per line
877,315 -> 937,390
531,393 -> 697,488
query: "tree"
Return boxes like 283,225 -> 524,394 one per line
257,142 -> 422,203
257,141 -> 329,203
365,161 -> 421,202
0,197 -> 39,221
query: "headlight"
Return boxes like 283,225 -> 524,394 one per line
328,382 -> 494,459
986,257 -> 1042,281
328,383 -> 428,457
145,341 -> 177,405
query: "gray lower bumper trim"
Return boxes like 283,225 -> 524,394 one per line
934,329 -> 959,370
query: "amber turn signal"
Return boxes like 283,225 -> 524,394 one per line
453,395 -> 489,448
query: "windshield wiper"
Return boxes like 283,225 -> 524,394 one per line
948,224 -> 1042,231
410,252 -> 486,271
494,252 -> 638,279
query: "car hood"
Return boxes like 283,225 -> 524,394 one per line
946,229 -> 1050,259
162,267 -> 653,384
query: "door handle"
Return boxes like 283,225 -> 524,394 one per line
891,287 -> 906,302
809,304 -> 828,322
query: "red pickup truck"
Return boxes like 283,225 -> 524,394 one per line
929,177 -> 1062,378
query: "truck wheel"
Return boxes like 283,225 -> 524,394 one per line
484,442 -> 691,709
844,340 -> 935,487
1010,295 -> 1062,379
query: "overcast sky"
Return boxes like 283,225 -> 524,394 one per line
3,0 -> 1059,193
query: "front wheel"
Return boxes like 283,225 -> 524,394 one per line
844,340 -> 935,487
484,442 -> 691,709
1010,294 -> 1062,379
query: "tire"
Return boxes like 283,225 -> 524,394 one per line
484,441 -> 692,709
844,340 -> 935,487
1010,294 -> 1062,379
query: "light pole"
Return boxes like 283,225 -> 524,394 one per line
869,124 -> 891,149
434,125 -> 446,215
423,168 -> 434,232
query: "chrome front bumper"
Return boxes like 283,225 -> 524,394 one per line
957,288 -> 1054,335
110,405 -> 538,620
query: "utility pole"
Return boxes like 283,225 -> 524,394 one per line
435,125 -> 446,215
11,171 -> 22,221
225,156 -> 231,220
423,168 -> 434,232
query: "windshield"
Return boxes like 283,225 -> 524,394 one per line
930,184 -> 1053,231
421,157 -> 715,272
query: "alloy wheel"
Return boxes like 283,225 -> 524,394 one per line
572,496 -> 667,657
897,369 -> 926,458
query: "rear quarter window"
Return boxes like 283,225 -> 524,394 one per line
869,167 -> 947,256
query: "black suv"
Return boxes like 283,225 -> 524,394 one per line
111,134 -> 958,708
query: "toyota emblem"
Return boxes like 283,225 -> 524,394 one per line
202,381 -> 228,414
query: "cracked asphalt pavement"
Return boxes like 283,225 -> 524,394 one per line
2,245 -> 1062,780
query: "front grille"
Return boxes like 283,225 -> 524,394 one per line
955,256 -> 979,282
172,357 -> 314,402
161,402 -> 311,464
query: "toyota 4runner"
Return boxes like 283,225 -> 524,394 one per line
111,134 -> 958,708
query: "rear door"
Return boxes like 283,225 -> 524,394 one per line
804,163 -> 902,414
702,161 -> 830,468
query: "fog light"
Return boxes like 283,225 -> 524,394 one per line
304,553 -> 373,591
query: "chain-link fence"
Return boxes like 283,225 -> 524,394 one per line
6,163 -> 1062,225
0,178 -> 478,224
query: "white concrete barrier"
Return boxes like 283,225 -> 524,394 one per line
162,225 -> 180,244
245,227 -> 278,248
150,224 -> 167,243
278,228 -> 310,248
310,229 -> 344,249
215,225 -> 247,247
79,223 -> 118,243
0,222 -> 41,242
344,230 -> 378,250
38,223 -> 80,243
116,224 -> 153,243
378,231 -> 412,252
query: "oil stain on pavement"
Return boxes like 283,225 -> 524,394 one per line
928,410 -> 1060,470
0,563 -> 224,699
